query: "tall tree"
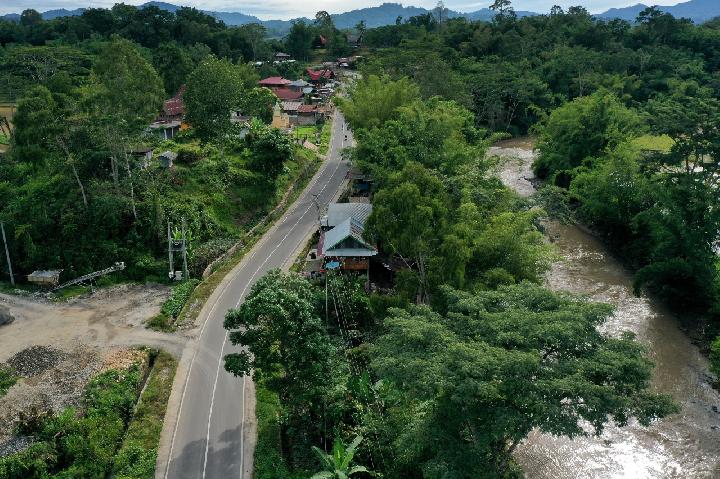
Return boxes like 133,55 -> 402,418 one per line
372,283 -> 678,478
184,56 -> 246,142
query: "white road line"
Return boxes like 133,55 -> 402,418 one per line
201,113 -> 346,479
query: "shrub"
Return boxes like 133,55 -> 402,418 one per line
189,237 -> 237,277
0,366 -> 18,397
175,144 -> 203,164
710,336 -> 720,380
161,279 -> 200,319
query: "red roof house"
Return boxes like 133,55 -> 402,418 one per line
306,68 -> 334,83
272,88 -> 304,101
259,77 -> 291,88
159,85 -> 185,121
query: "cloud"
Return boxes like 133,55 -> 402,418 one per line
0,0 -> 685,18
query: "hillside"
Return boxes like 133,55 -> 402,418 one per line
2,0 -> 719,33
596,0 -> 720,23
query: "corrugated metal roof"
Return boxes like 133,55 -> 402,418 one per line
326,203 -> 372,228
322,217 -> 376,257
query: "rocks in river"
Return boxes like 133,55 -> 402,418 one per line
0,305 -> 14,326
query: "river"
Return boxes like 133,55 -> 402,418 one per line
490,144 -> 720,479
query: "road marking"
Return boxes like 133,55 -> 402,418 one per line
200,112 -> 347,479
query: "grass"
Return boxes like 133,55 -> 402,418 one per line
112,350 -> 178,479
174,150 -> 322,330
0,366 -> 18,397
0,133 -> 8,145
633,134 -> 674,153
295,116 -> 333,155
254,381 -> 306,479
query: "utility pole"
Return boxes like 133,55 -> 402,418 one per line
181,217 -> 189,280
0,222 -> 14,286
167,221 -> 174,280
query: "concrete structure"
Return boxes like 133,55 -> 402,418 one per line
158,151 -> 177,168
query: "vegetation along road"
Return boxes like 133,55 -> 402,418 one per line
157,110 -> 351,479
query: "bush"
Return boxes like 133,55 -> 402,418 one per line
710,336 -> 720,379
161,279 -> 200,319
189,237 -> 237,277
0,366 -> 18,397
175,144 -> 203,164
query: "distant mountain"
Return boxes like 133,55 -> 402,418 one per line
2,0 -> 718,36
596,0 -> 720,24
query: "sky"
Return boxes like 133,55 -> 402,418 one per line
0,0 -> 688,19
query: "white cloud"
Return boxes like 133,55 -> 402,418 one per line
0,0 -> 686,18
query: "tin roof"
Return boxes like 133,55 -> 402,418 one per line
326,203 -> 372,228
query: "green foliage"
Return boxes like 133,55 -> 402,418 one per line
711,336 -> 720,379
0,366 -> 18,397
184,57 -> 251,142
311,436 -> 370,479
0,361 -> 145,478
161,279 -> 200,319
533,90 -> 642,184
246,119 -> 294,179
371,283 -> 678,478
113,351 -> 178,479
339,75 -> 420,130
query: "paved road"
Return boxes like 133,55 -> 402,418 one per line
157,110 -> 351,479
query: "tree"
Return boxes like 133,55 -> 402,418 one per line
365,162 -> 449,302
285,20 -> 315,61
20,9 -> 42,27
490,0 -> 516,22
245,120 -> 294,179
372,283 -> 678,478
339,75 -> 419,129
239,87 -> 276,124
311,436 -> 370,479
91,36 -> 164,218
533,90 -> 641,185
153,42 -> 194,95
184,56 -> 246,142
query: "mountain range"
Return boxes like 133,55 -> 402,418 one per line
2,0 -> 719,34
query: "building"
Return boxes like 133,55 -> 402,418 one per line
274,52 -> 291,62
319,217 -> 377,272
158,151 -> 177,168
148,85 -> 186,139
346,33 -> 363,48
306,68 -> 334,83
272,88 -> 304,101
287,79 -> 311,92
258,76 -> 291,89
271,103 -> 291,129
297,104 -> 320,125
129,146 -> 153,169
321,202 -> 373,230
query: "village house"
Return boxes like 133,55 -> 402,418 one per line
274,52 -> 291,62
306,68 -> 335,84
297,104 -> 321,125
258,76 -> 291,89
148,85 -> 186,140
318,215 -> 377,273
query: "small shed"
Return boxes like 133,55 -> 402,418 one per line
158,151 -> 177,168
28,270 -> 62,287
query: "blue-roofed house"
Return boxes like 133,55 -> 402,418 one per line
318,216 -> 377,272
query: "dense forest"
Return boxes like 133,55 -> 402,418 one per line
221,3 -> 720,479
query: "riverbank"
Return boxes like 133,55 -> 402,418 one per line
491,145 -> 720,479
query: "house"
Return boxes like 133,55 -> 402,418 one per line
347,167 -> 374,197
318,217 -> 377,272
321,203 -> 373,230
274,52 -> 291,62
271,103 -> 291,129
297,104 -> 320,125
258,76 -> 291,89
306,68 -> 334,83
149,85 -> 186,139
287,79 -> 310,92
272,88 -> 304,101
281,101 -> 302,115
158,151 -> 177,168
129,146 -> 153,169
346,32 -> 363,48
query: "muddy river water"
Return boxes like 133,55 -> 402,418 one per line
490,146 -> 720,479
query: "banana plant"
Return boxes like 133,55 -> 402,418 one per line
311,435 -> 370,479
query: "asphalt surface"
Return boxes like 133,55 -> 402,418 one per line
158,110 -> 351,479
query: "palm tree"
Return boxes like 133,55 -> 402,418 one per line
311,435 -> 371,479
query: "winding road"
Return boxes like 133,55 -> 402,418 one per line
156,110 -> 351,479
